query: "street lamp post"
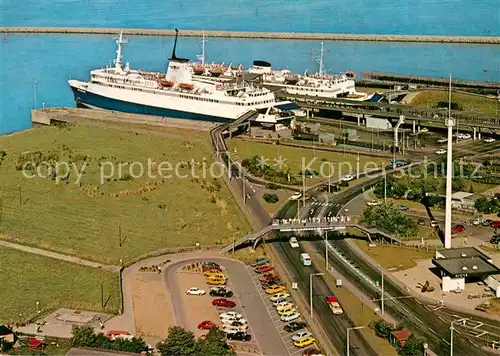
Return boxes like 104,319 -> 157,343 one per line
309,273 -> 325,318
325,231 -> 329,271
33,80 -> 39,109
347,326 -> 365,356
450,318 -> 469,355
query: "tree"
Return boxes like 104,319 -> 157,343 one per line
362,204 -> 418,238
474,196 -> 494,213
156,326 -> 198,356
400,335 -> 424,355
70,326 -> 147,353
263,193 -> 279,203
196,328 -> 236,356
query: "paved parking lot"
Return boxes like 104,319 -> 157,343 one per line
247,266 -> 319,356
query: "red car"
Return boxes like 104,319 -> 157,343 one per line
490,221 -> 500,229
254,264 -> 273,273
259,273 -> 279,283
212,298 -> 236,308
452,224 -> 465,234
198,320 -> 217,330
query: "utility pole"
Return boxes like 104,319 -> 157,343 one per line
325,231 -> 329,271
242,176 -> 246,205
347,326 -> 365,356
381,269 -> 385,315
328,164 -> 331,194
302,173 -> 306,209
356,153 -> 360,179
384,174 -> 387,203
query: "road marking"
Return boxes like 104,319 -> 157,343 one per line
428,328 -> 437,335
442,338 -> 450,345
438,316 -> 446,322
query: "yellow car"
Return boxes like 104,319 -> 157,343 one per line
207,277 -> 226,285
204,269 -> 225,278
264,285 -> 286,294
278,306 -> 296,315
294,336 -> 315,348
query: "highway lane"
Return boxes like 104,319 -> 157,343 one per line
230,176 -> 271,228
273,240 -> 377,356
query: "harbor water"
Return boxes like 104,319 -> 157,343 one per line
1,0 -> 499,134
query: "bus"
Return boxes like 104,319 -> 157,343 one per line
300,253 -> 312,266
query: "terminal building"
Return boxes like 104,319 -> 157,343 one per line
432,247 -> 500,295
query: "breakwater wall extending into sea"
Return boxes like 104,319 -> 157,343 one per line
1,27 -> 500,44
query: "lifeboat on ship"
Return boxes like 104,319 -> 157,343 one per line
159,79 -> 175,88
285,74 -> 300,85
192,65 -> 205,75
209,66 -> 226,77
179,83 -> 195,90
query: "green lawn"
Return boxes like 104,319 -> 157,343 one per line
227,139 -> 387,181
409,90 -> 498,116
0,125 -> 251,264
0,247 -> 120,324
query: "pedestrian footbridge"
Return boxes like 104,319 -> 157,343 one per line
221,220 -> 394,253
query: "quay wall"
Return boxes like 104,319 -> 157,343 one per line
1,27 -> 500,44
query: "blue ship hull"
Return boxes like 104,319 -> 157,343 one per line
70,87 -> 232,123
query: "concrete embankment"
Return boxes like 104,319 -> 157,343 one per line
2,27 -> 500,44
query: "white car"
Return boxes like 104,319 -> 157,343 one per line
436,149 -> 447,155
222,321 -> 248,331
289,192 -> 302,200
292,331 -> 312,341
221,326 -> 240,334
420,127 -> 429,133
273,297 -> 292,306
340,174 -> 354,182
186,287 -> 206,295
437,137 -> 448,143
281,311 -> 301,322
366,200 -> 381,206
289,237 -> 299,248
458,133 -> 471,140
275,301 -> 294,311
221,316 -> 247,325
484,137 -> 496,143
220,311 -> 243,320
270,292 -> 290,302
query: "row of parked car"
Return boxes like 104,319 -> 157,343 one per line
251,257 -> 317,349
192,262 -> 253,342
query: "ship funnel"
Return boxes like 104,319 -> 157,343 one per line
170,29 -> 179,60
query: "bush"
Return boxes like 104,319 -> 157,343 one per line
362,204 -> 418,238
266,183 -> 280,190
70,326 -> 147,353
263,193 -> 279,204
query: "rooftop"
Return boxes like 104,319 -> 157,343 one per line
436,247 -> 491,260
391,329 -> 411,341
432,256 -> 500,278
451,191 -> 475,200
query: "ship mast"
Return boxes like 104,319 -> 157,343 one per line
196,30 -> 206,67
313,41 -> 330,75
113,30 -> 128,73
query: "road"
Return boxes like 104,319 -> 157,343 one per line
164,256 -> 290,356
273,241 -> 377,355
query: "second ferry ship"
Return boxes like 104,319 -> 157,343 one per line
68,29 -> 296,122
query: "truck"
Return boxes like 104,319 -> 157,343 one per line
326,295 -> 343,315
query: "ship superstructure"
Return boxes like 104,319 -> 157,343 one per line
68,29 -> 295,122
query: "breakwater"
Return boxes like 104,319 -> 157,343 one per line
1,27 -> 499,44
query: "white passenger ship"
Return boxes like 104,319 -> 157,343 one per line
68,30 -> 297,122
189,38 -> 373,101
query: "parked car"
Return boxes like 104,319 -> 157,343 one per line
254,265 -> 274,273
250,257 -> 269,267
294,336 -> 315,348
452,224 -> 465,234
204,269 -> 225,277
222,320 -> 248,331
273,297 -> 293,306
284,321 -> 307,332
278,306 -> 297,316
303,347 -> 324,356
265,285 -> 286,294
259,273 -> 280,282
341,174 -> 354,182
212,298 -> 236,308
436,149 -> 447,155
221,326 -> 241,334
226,331 -> 251,341
482,219 -> 493,226
292,331 -> 313,341
197,320 -> 217,330
270,292 -> 290,302
275,301 -> 294,311
289,237 -> 300,248
202,262 -> 220,269
186,287 -> 206,295
207,276 -> 226,285
490,221 -> 500,229
484,137 -> 496,143
289,192 -> 302,200
472,217 -> 483,226
437,137 -> 448,143
209,287 -> 233,298
490,234 -> 500,244
394,205 -> 409,211
430,220 -> 439,228
366,200 -> 382,206
281,311 -> 301,322
417,218 -> 425,225
220,312 -> 243,320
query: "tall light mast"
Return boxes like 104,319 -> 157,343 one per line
196,30 -> 206,67
444,74 -> 455,249
112,30 -> 128,73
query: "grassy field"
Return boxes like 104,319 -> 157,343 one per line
354,240 -> 434,271
0,247 -> 120,324
227,139 -> 387,181
0,125 -> 251,264
409,90 -> 498,116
